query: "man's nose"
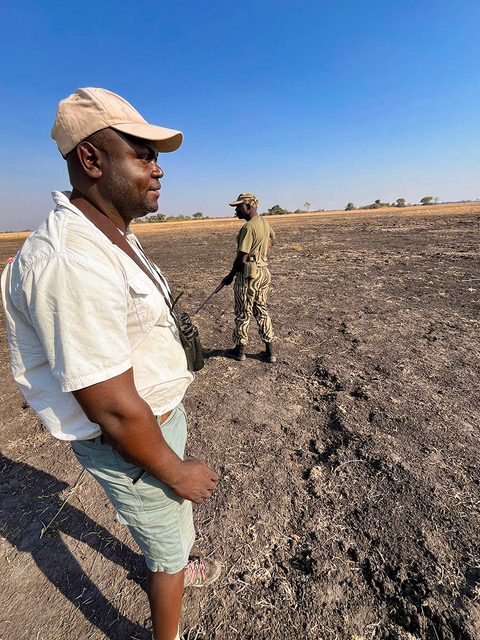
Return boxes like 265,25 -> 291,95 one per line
151,164 -> 164,178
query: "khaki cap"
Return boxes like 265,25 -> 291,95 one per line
51,87 -> 183,157
229,193 -> 259,208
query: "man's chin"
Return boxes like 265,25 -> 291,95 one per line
137,202 -> 159,218
147,198 -> 159,213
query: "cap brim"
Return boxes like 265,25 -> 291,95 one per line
112,122 -> 183,152
229,200 -> 243,206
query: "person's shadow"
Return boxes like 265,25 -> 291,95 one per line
0,454 -> 151,639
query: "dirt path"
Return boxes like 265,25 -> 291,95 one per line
1,206 -> 479,639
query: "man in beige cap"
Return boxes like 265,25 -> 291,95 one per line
1,88 -> 219,640
217,193 -> 276,362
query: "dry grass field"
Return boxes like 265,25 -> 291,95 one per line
0,203 -> 479,640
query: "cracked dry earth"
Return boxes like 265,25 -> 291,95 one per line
0,204 -> 479,640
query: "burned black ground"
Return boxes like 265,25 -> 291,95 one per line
0,206 -> 479,639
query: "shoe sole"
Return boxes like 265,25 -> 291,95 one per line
185,560 -> 222,588
225,350 -> 246,361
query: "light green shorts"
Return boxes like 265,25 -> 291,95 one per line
71,404 -> 195,573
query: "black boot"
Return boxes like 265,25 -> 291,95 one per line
265,341 -> 276,363
225,344 -> 246,361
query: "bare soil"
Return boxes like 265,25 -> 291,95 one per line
0,204 -> 479,640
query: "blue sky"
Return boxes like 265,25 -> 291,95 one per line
1,0 -> 480,231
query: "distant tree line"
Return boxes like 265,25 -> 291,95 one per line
132,211 -> 208,223
130,195 -> 480,223
345,196 -> 443,211
262,204 -> 324,216
263,204 -> 291,215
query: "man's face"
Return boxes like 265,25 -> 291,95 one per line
235,202 -> 249,219
98,131 -> 163,221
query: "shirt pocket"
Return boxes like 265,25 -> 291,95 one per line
127,271 -> 166,332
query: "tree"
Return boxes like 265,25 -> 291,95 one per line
166,214 -> 190,221
266,204 -> 290,215
396,198 -> 406,207
434,197 -> 440,204
192,212 -> 204,219
359,199 -> 390,210
345,202 -> 355,211
420,196 -> 434,206
303,202 -> 311,212
134,213 -> 166,223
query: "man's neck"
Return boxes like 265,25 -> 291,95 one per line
70,188 -> 127,232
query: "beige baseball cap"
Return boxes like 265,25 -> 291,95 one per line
51,87 -> 183,157
229,193 -> 259,208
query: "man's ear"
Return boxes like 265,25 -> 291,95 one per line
246,203 -> 251,210
76,141 -> 103,179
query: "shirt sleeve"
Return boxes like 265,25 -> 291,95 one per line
23,253 -> 132,392
237,225 -> 254,254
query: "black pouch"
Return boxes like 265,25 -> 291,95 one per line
177,311 -> 204,372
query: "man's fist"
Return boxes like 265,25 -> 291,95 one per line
172,459 -> 218,504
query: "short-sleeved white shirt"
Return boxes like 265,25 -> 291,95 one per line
1,191 -> 193,441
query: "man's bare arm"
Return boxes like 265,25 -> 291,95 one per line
217,250 -> 249,289
73,368 -> 218,503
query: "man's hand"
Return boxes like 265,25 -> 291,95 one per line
171,459 -> 219,504
219,251 -> 248,289
219,275 -> 233,288
72,369 -> 218,500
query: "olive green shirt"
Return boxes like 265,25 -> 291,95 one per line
236,216 -> 275,267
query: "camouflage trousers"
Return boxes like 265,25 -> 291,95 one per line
232,267 -> 274,346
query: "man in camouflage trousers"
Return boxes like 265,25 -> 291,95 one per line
217,193 -> 276,363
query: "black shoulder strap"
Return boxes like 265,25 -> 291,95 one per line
70,190 -> 158,284
69,190 -> 180,312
